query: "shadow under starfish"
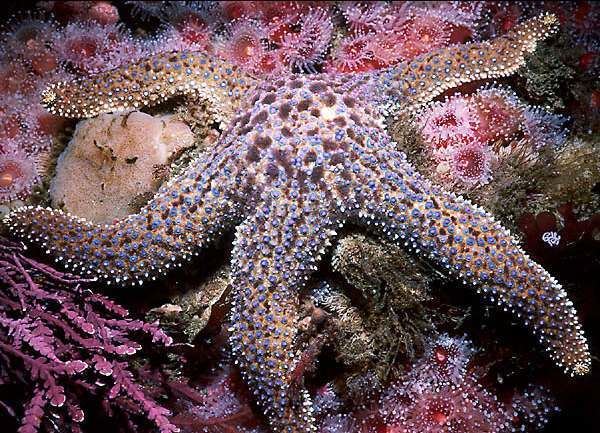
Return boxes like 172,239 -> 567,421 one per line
5,13 -> 590,433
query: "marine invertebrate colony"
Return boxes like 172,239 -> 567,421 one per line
380,334 -> 558,433
4,13 -> 591,433
0,146 -> 39,201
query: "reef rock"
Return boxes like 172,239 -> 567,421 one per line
50,111 -> 194,223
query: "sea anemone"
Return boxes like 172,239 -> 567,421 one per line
215,19 -> 267,70
339,1 -> 394,34
88,1 -> 120,25
53,21 -> 131,73
416,334 -> 475,386
170,10 -> 214,52
379,334 -> 557,433
419,97 -> 480,153
0,95 -> 25,138
471,87 -> 524,143
449,141 -> 493,186
0,14 -> 58,58
522,107 -> 569,149
251,49 -> 287,76
24,100 -> 67,140
0,60 -> 36,97
420,1 -> 483,31
0,144 -> 38,202
279,7 -> 334,73
219,1 -> 259,21
383,380 -> 511,433
366,31 -> 406,67
394,12 -> 452,61
325,33 -> 377,73
259,1 -> 305,45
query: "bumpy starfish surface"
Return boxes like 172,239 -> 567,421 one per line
5,14 -> 590,432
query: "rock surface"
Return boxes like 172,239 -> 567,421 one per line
50,111 -> 194,223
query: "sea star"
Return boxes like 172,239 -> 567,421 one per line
5,13 -> 590,432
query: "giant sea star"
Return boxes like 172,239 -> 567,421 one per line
4,13 -> 590,432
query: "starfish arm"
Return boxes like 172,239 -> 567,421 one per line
40,50 -> 258,125
347,150 -> 590,376
373,13 -> 559,114
3,153 -> 245,286
229,194 -> 336,432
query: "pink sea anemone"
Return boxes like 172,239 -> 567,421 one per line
382,380 -> 511,433
28,48 -> 61,76
509,386 -> 560,431
279,7 -> 334,72
173,13 -> 213,51
417,334 -> 475,386
366,31 -> 406,67
394,12 -> 452,61
215,19 -> 267,70
419,97 -> 480,152
471,87 -> 524,143
157,2 -> 216,52
0,94 -> 53,152
379,334 -> 557,433
450,141 -> 492,186
0,15 -> 59,59
425,1 -> 482,29
0,108 -> 27,142
325,33 -> 378,73
88,1 -> 120,25
169,368 -> 257,432
0,60 -> 36,97
252,49 -> 287,76
412,1 -> 482,42
479,1 -> 540,38
25,100 -> 68,140
37,1 -> 89,23
339,1 -> 395,34
258,2 -> 305,45
40,0 -> 121,25
219,0 -> 259,21
0,145 -> 38,201
53,22 -> 131,73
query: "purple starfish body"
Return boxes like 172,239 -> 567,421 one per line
5,14 -> 590,432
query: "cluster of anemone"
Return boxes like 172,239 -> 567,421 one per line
213,2 -> 335,74
282,335 -> 557,433
378,334 -> 558,433
0,1 -> 333,205
326,1 -> 481,73
1,1 -> 595,205
0,5 -> 122,203
416,86 -> 569,188
161,336 -> 558,433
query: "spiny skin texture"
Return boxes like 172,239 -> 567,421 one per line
4,14 -> 590,433
375,12 -> 562,114
40,50 -> 259,126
